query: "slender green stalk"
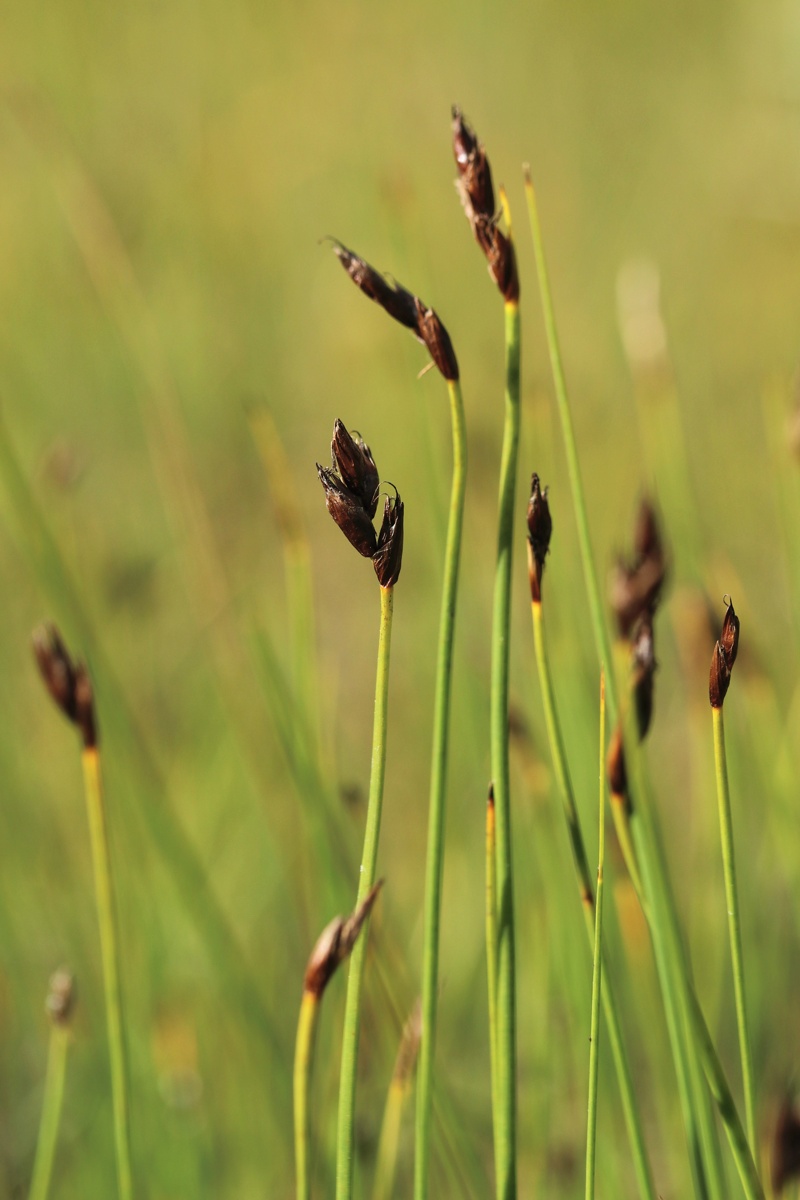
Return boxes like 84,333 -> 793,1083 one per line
294,991 -> 319,1200
28,1026 -> 70,1200
712,705 -> 756,1153
489,299 -> 521,1200
336,585 -> 394,1200
525,169 -> 726,1197
585,673 -> 606,1200
524,171 -> 616,713
485,788 -> 500,1170
531,602 -> 656,1200
82,748 -> 133,1200
415,377 -> 467,1198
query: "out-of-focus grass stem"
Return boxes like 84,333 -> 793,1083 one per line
82,747 -> 133,1200
336,584 -> 394,1200
415,376 -> 467,1198
490,293 -> 521,1200
585,673 -> 606,1200
712,704 -> 756,1153
28,973 -> 74,1200
531,600 -> 655,1200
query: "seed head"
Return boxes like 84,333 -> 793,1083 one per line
607,725 -> 630,810
331,419 -> 380,519
331,241 -> 459,381
452,107 -> 519,303
610,497 -> 667,637
373,491 -> 404,589
303,881 -> 383,998
631,614 -> 657,739
709,596 -> 740,709
32,623 -> 97,749
527,473 -> 552,604
46,968 -> 76,1027
317,464 -> 378,558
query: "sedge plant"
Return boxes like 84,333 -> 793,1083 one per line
294,883 -> 383,1200
526,474 -> 656,1200
330,242 -> 466,1200
315,416 -> 405,1200
28,970 -> 75,1200
709,597 -> 757,1155
453,107 -> 520,1199
32,625 -> 133,1200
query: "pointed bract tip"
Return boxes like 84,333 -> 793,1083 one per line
302,881 -> 384,998
32,623 -> 97,749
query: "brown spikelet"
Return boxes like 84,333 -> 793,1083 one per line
303,882 -> 384,999
527,473 -> 552,604
46,968 -> 76,1027
709,597 -> 740,709
316,464 -> 378,558
32,624 -> 98,749
331,419 -> 380,520
373,492 -> 404,589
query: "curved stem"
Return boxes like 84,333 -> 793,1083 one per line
414,377 -> 467,1200
532,602 -> 656,1200
490,300 -> 521,1199
82,748 -> 133,1200
336,585 -> 394,1200
712,705 -> 756,1153
28,1026 -> 70,1200
294,991 -> 319,1200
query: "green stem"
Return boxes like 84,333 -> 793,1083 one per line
28,1026 -> 70,1200
414,377 -> 467,1200
712,705 -> 757,1153
294,991 -> 319,1200
532,602 -> 656,1200
82,748 -> 133,1200
336,585 -> 394,1200
485,789 -> 500,1172
524,172 -> 616,715
585,673 -> 606,1200
490,300 -> 521,1200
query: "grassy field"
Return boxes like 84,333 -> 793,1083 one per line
2,0 -> 800,1196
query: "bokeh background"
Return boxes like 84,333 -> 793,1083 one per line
2,0 -> 800,1195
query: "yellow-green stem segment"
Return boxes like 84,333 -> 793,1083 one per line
712,704 -> 757,1154
489,299 -> 521,1199
485,790 -> 500,1172
414,377 -> 467,1200
28,1025 -> 70,1200
294,990 -> 319,1200
532,601 -> 656,1200
82,748 -> 133,1200
336,585 -> 394,1200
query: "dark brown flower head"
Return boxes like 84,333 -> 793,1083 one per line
452,105 -> 495,220
46,967 -> 76,1027
527,473 -> 553,604
32,623 -> 97,749
331,419 -> 379,519
317,464 -> 378,558
607,725 -> 630,810
610,497 -> 667,638
414,299 -> 459,382
632,614 -> 657,739
373,490 -> 404,589
475,215 -> 519,304
773,1094 -> 800,1195
331,241 -> 459,381
709,596 -> 740,709
303,881 -> 383,998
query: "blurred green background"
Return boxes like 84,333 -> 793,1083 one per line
2,0 -> 800,1195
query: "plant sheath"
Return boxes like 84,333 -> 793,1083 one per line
82,747 -> 133,1200
712,705 -> 756,1153
415,377 -> 467,1198
336,584 -> 394,1200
